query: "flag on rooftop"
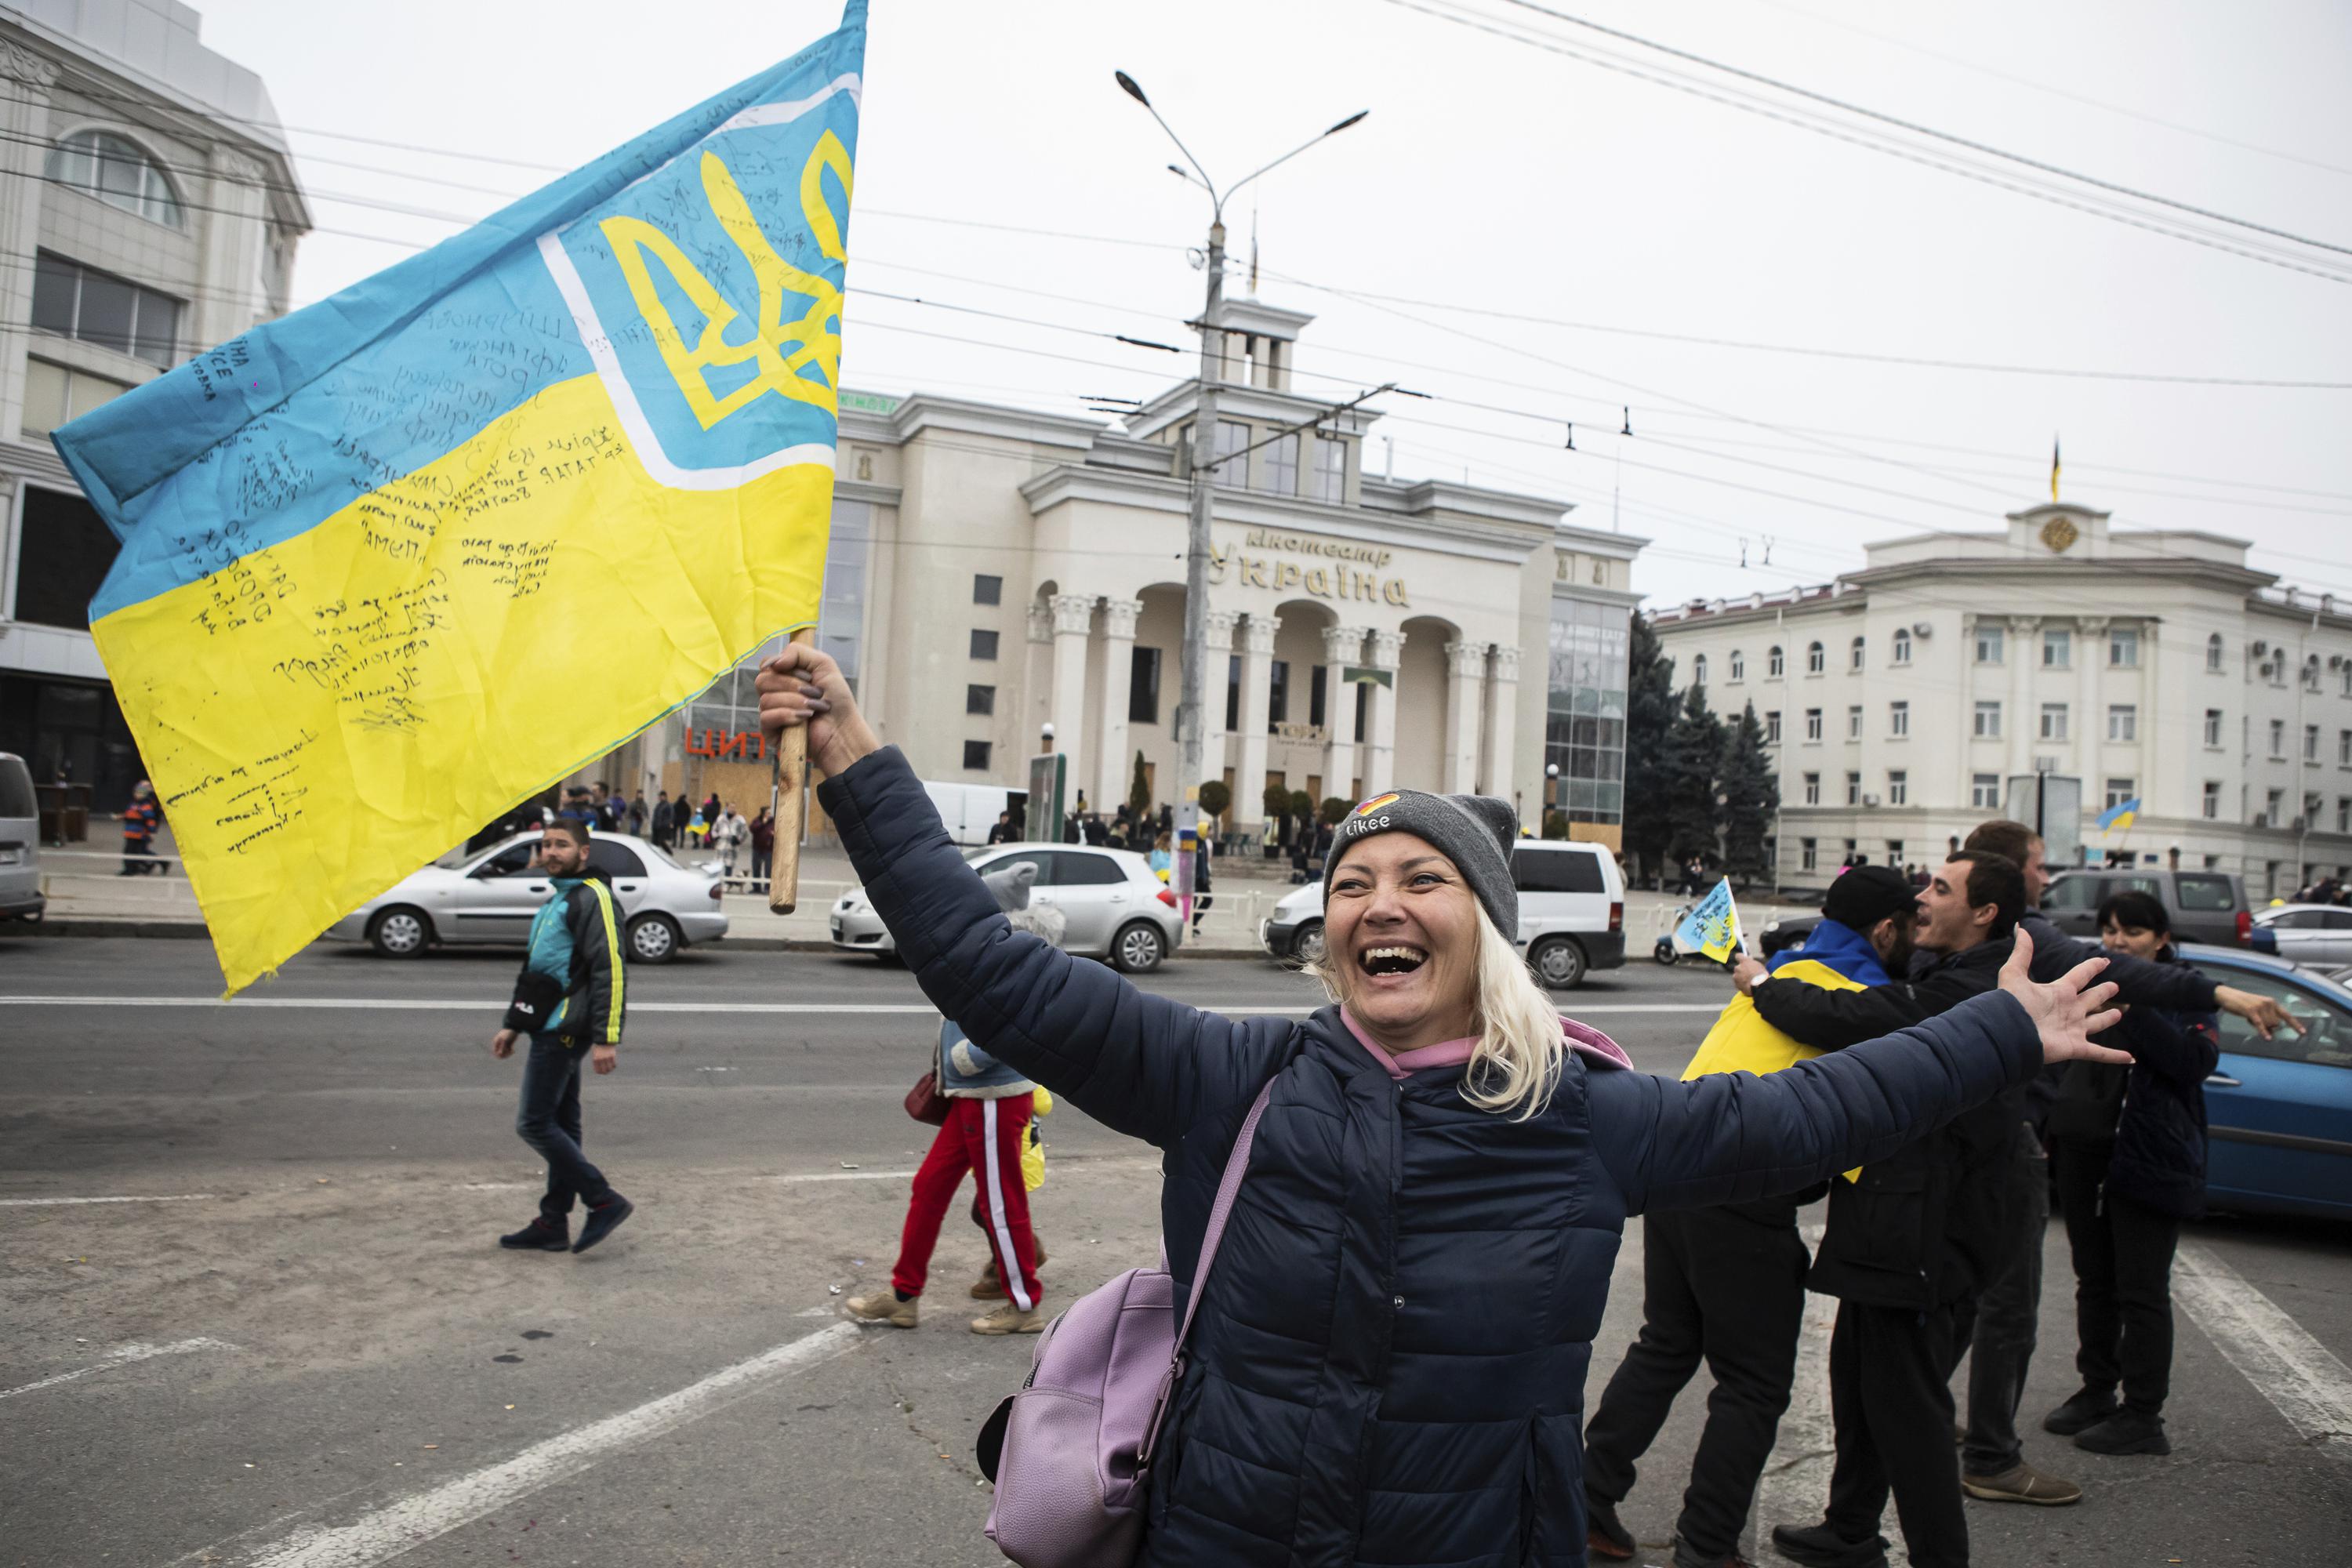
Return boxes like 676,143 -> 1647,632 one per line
53,2 -> 867,993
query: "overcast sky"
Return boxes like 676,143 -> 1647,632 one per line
193,0 -> 2352,609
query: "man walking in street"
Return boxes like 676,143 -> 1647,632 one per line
650,790 -> 673,850
490,818 -> 633,1255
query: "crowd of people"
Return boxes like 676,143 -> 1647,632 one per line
470,640 -> 2296,1568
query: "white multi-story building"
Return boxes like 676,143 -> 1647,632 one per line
1650,502 -> 2352,898
0,0 -> 307,814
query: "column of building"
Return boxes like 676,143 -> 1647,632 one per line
1363,629 -> 1406,793
2077,616 -> 2107,795
1094,597 -> 1143,814
1321,625 -> 1365,806
2007,615 -> 2040,779
1234,612 -> 1280,840
0,45 -> 55,445
1202,610 -> 1240,818
1443,639 -> 1489,793
1484,644 -> 1519,809
1958,613 -> 1980,794
1047,593 -> 1095,797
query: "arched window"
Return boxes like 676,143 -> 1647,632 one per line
46,129 -> 182,227
1691,654 -> 1708,688
2205,633 -> 2224,673
1729,649 -> 1745,682
1767,645 -> 1785,678
1806,641 -> 1824,674
1849,635 -> 1865,670
1892,627 -> 1913,664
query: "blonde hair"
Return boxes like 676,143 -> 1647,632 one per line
1306,912 -> 1566,1121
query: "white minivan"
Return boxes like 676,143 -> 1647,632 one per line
0,752 -> 44,926
1260,838 -> 1627,988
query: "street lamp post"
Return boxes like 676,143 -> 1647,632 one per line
1114,70 -> 1365,891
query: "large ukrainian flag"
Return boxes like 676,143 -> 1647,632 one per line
54,4 -> 866,993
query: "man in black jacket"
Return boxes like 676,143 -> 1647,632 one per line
1744,851 -> 2028,1568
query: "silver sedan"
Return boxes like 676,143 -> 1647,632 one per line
831,842 -> 1185,972
323,830 -> 728,964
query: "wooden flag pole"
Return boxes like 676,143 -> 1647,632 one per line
767,627 -> 815,915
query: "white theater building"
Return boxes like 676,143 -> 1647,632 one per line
655,298 -> 1649,848
1650,503 -> 2352,898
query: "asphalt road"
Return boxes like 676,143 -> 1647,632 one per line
2,937 -> 2347,1568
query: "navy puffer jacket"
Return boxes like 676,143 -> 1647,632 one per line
822,749 -> 2041,1568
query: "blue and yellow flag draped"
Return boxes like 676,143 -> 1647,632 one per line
54,4 -> 866,993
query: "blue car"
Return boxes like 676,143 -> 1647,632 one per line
2177,944 -> 2352,1222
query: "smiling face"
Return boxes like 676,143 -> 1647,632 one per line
1324,831 -> 1483,1051
1915,858 -> 1995,953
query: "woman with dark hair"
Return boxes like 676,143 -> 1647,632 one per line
754,644 -> 2128,1568
2042,889 -> 2220,1458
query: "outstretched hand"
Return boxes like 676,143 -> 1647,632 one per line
2000,927 -> 2129,1065
755,642 -> 880,779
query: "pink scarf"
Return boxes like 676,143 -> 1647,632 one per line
1338,1007 -> 1632,1079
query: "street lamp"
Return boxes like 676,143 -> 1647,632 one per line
1040,720 -> 1056,753
1116,68 -> 1367,888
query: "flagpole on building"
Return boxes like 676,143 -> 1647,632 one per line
1114,73 -> 1366,887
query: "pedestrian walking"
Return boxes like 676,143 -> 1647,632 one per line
755,644 -> 2125,1568
118,779 -> 163,875
627,790 -> 647,837
1582,865 -> 1919,1568
713,802 -> 749,884
2042,890 -> 2218,1457
650,790 -> 673,849
1149,830 -> 1172,882
985,808 -> 1015,845
750,806 -> 775,888
844,863 -> 1065,1334
1190,826 -> 1214,937
488,818 -> 633,1256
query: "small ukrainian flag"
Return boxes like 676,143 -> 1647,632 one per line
2096,797 -> 2141,834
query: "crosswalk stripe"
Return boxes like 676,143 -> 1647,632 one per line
2173,1240 -> 2352,1461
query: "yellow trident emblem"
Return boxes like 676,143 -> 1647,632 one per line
599,132 -> 851,426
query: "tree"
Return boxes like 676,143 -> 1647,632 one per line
1263,780 -> 1294,851
1127,750 -> 1152,826
1289,789 -> 1315,822
1197,778 -> 1231,827
1662,683 -> 1724,869
1719,701 -> 1780,887
1620,613 -> 1678,886
1319,797 -> 1350,826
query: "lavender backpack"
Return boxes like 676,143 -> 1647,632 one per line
975,1080 -> 1276,1568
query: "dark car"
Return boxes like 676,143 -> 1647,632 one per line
2043,867 -> 2256,948
2176,945 -> 2352,1222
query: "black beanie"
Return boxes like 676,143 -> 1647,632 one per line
1323,789 -> 1520,935
1821,864 -> 1918,932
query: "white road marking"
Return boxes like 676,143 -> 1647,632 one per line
0,995 -> 1722,1017
0,1192 -> 216,1207
2175,1241 -> 2352,1460
209,1323 -> 860,1568
0,1338 -> 231,1401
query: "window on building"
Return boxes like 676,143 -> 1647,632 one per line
1266,659 -> 1290,726
1765,710 -> 1782,744
9,486 -> 120,630
1887,839 -> 1905,864
1803,772 -> 1820,806
2107,704 -> 2137,742
1806,641 -> 1824,674
1892,627 -> 1912,664
1801,838 -> 1818,873
2339,797 -> 2351,835
30,250 -> 183,368
45,130 -> 182,226
963,740 -> 992,771
1888,769 -> 1908,806
2270,719 -> 2286,757
2202,780 -> 2221,819
1211,419 -> 1249,488
1849,635 -> 1866,671
972,574 -> 1002,606
1225,655 -> 1241,732
2264,787 -> 2284,826
2341,729 -> 2352,766
1305,665 -> 1327,730
1805,708 -> 1823,742
1729,650 -> 1745,682
2106,777 -> 2137,811
1311,436 -> 1345,503
969,628 -> 999,661
966,684 -> 995,716
1847,704 -> 1863,740
1691,654 -> 1708,688
1889,701 -> 1910,738
1973,700 -> 2001,739
2110,626 -> 2140,667
2205,709 -> 2224,747
1128,646 -> 1160,725
2307,791 -> 2324,827
2270,657 -> 2287,688
2307,724 -> 2321,762
1261,431 -> 1299,497
1356,680 -> 1370,746
1974,624 -> 2004,664
1545,598 -> 1632,829
1971,773 -> 2001,809
19,357 -> 129,436
2205,633 -> 2225,673
2304,659 -> 2323,693
1768,646 -> 1784,677
1846,771 -> 1861,806
2342,666 -> 2352,698
2043,627 -> 2071,669
2041,702 -> 2070,742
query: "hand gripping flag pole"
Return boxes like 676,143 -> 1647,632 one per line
768,629 -> 815,915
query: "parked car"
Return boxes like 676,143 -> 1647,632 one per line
1260,839 -> 1626,989
829,842 -> 1183,972
2043,867 -> 2255,948
323,830 -> 725,964
2253,903 -> 2352,969
0,752 -> 42,926
2177,944 -> 2352,1221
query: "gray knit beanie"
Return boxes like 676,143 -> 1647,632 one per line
1323,789 -> 1520,936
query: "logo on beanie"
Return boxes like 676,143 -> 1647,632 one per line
1351,792 -> 1399,818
